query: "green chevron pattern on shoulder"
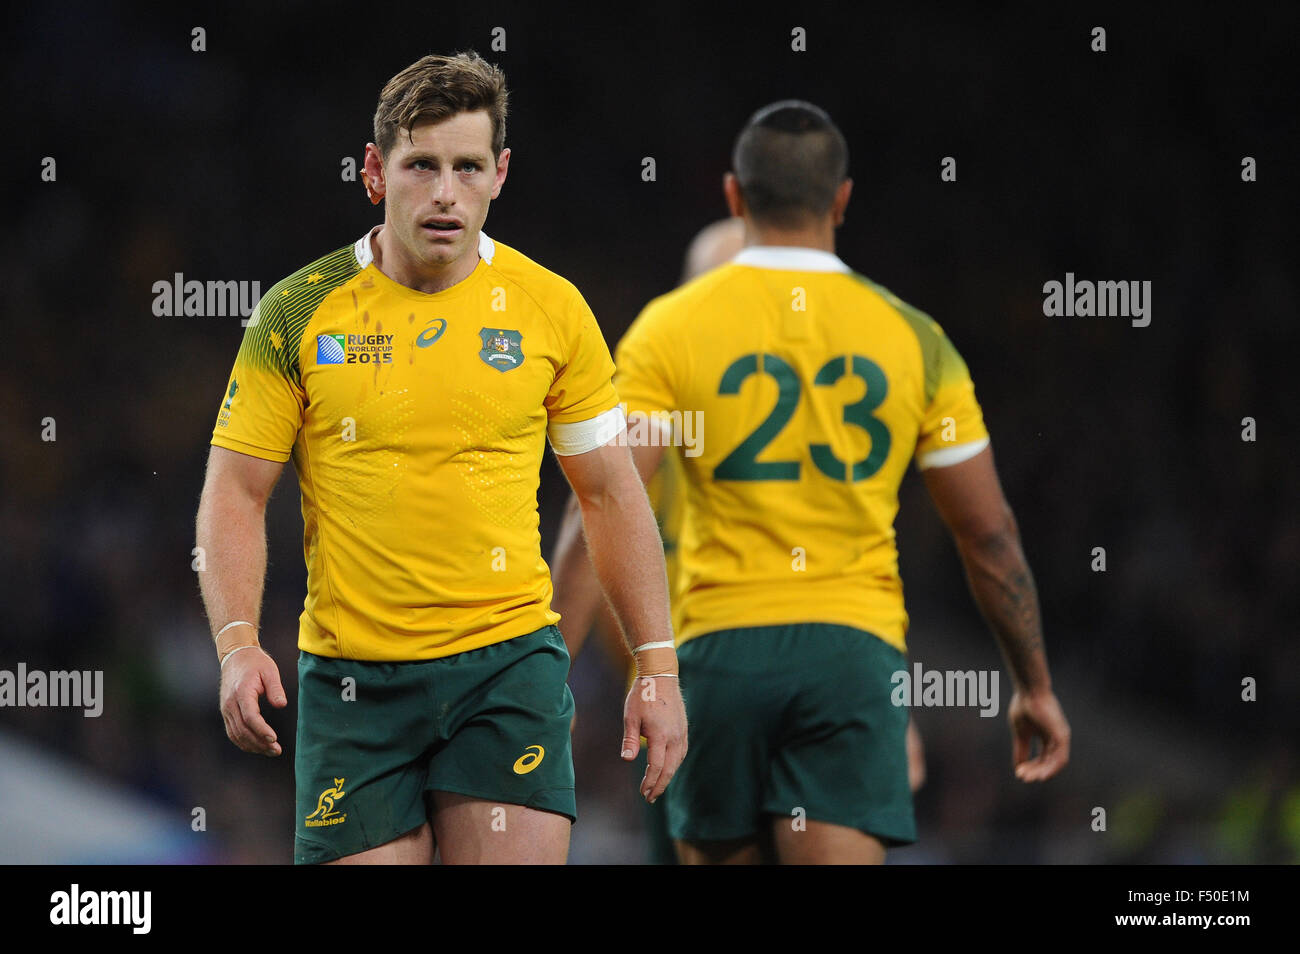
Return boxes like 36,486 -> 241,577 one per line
848,272 -> 944,406
238,245 -> 361,384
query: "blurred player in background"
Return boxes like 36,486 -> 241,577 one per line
557,216 -> 931,863
551,100 -> 1069,864
195,51 -> 685,865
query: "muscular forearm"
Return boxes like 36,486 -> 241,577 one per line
955,521 -> 1052,694
574,470 -> 674,668
195,487 -> 269,647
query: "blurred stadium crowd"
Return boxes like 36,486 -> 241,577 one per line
1,4 -> 1295,862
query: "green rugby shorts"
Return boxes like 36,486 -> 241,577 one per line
663,622 -> 917,847
293,624 -> 576,864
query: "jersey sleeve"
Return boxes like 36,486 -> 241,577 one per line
914,329 -> 989,469
210,294 -> 307,463
543,284 -> 620,426
613,299 -> 678,420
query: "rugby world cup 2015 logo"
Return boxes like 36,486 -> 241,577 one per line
478,328 -> 524,372
316,334 -> 346,365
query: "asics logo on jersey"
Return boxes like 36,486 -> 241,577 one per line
512,745 -> 545,774
416,318 -> 448,348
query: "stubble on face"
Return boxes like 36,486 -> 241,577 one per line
375,110 -> 507,293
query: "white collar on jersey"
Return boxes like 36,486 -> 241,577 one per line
732,245 -> 850,273
353,226 -> 496,268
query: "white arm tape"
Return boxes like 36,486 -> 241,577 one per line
633,640 -> 675,653
917,437 -> 990,470
548,405 -> 626,456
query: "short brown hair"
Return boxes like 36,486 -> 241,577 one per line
373,51 -> 508,158
732,100 -> 848,228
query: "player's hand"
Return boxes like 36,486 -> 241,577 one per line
1007,687 -> 1070,781
622,674 -> 687,803
219,648 -> 288,757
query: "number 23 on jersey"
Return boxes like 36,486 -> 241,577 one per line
714,352 -> 891,483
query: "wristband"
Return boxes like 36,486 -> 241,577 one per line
220,645 -> 262,669
637,672 -> 679,678
216,619 -> 256,639
215,620 -> 259,658
633,640 -> 675,653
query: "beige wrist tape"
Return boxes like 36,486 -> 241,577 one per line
215,620 -> 259,658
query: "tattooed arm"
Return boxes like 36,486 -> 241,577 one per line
922,445 -> 1070,781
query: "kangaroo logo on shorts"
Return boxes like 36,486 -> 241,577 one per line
304,777 -> 348,827
512,745 -> 545,775
479,328 -> 524,372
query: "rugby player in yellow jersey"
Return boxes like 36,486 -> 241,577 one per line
557,218 -> 929,864
194,52 -> 685,865
551,100 -> 1069,864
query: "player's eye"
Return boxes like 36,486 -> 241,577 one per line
413,159 -> 433,171
460,162 -> 479,174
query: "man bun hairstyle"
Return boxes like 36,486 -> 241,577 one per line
732,100 -> 848,228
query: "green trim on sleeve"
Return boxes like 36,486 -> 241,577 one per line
848,273 -> 944,406
239,245 -> 362,385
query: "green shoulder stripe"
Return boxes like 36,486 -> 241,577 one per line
848,273 -> 944,406
239,245 -> 361,384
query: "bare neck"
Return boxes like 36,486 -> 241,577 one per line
371,225 -> 479,295
744,218 -> 837,253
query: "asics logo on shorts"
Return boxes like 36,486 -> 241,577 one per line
512,745 -> 545,775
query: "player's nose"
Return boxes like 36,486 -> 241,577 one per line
431,168 -> 457,204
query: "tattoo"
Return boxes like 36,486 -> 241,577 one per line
967,536 -> 1047,689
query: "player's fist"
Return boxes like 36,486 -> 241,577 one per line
1008,687 -> 1069,782
219,647 -> 287,757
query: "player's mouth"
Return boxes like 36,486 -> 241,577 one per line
421,217 -> 464,239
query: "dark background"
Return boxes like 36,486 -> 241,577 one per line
1,1 -> 1296,862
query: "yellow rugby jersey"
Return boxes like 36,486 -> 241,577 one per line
614,245 -> 989,653
212,228 -> 619,661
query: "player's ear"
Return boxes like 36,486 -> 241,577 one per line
832,177 -> 853,227
723,172 -> 745,218
491,147 -> 510,200
362,143 -> 386,205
